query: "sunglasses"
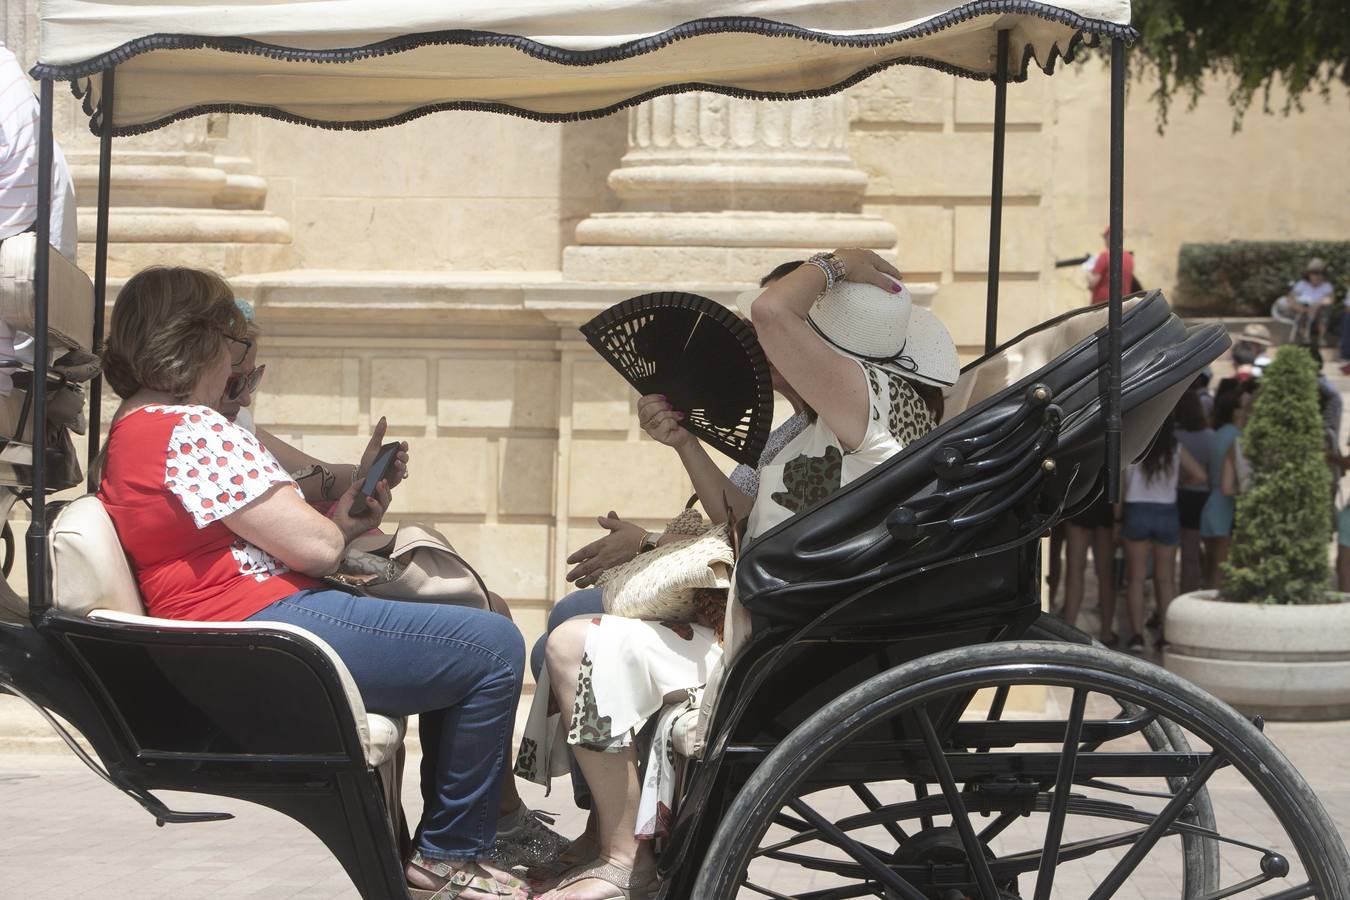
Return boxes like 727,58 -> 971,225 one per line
225,364 -> 265,401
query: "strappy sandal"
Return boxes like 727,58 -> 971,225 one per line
544,857 -> 658,900
406,851 -> 530,900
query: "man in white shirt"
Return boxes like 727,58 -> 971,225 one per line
1287,257 -> 1334,345
0,42 -> 77,260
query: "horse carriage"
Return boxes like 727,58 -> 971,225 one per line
1,2 -> 1347,898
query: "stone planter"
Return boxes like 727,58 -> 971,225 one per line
1165,590 -> 1350,720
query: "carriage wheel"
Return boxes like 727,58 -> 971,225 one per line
693,641 -> 1349,899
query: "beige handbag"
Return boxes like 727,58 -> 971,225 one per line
597,523 -> 735,622
328,522 -> 490,610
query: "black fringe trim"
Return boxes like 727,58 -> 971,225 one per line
33,2 -> 1134,135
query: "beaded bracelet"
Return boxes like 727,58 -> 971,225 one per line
807,251 -> 846,290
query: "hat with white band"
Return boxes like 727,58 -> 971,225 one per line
737,281 -> 958,388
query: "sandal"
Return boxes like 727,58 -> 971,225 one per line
1099,632 -> 1119,649
406,851 -> 530,900
487,807 -> 571,872
541,857 -> 658,900
526,830 -> 598,881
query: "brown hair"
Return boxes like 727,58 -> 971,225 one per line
102,267 -> 245,400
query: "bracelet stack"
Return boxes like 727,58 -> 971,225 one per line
806,251 -> 846,290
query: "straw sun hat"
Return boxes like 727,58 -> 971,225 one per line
737,280 -> 958,387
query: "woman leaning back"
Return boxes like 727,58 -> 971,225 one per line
519,249 -> 955,900
97,267 -> 533,900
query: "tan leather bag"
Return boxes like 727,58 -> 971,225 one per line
330,522 -> 490,610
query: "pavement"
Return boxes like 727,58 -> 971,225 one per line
3,338 -> 1350,897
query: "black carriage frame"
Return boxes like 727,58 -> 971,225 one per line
10,22 -> 1144,900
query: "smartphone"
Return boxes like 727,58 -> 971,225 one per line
349,441 -> 401,517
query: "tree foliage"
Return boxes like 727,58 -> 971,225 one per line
1127,0 -> 1350,127
1221,345 -> 1332,604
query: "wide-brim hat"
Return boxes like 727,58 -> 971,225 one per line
737,281 -> 958,387
1238,322 -> 1272,346
1306,257 -> 1327,274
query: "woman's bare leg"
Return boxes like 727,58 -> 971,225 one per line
1153,542 -> 1178,638
1205,536 -> 1231,590
1061,524 -> 1090,627
1092,526 -> 1117,641
541,620 -> 655,898
1179,528 -> 1203,594
1124,539 -> 1149,642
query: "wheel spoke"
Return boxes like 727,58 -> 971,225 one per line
912,780 -> 935,830
914,705 -> 1003,900
1034,687 -> 1088,900
1086,750 -> 1227,900
784,797 -> 928,900
850,783 -> 908,846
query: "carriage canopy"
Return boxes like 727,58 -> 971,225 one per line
36,0 -> 1132,133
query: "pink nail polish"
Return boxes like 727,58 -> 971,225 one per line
890,282 -> 902,293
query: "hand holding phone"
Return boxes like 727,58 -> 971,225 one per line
349,441 -> 401,518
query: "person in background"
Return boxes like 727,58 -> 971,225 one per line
1086,225 -> 1135,306
1229,323 -> 1272,380
1121,415 -> 1207,651
1307,344 -> 1343,441
1173,390 -> 1214,594
1058,486 -> 1117,644
1341,278 -> 1350,371
1288,258 -> 1334,345
1199,385 -> 1254,589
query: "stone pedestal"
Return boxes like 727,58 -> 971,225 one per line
564,94 -> 896,283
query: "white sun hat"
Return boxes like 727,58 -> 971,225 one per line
738,281 -> 958,388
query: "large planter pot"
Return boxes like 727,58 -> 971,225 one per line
1165,590 -> 1350,720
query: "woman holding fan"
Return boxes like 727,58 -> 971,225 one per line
520,249 -> 957,900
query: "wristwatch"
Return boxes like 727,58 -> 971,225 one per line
639,531 -> 660,553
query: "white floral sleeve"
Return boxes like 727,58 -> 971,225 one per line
159,406 -> 297,528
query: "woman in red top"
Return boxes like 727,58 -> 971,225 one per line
98,267 -> 531,900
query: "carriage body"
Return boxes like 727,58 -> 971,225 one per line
1,3 -> 1347,898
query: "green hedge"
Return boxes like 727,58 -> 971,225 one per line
1174,241 -> 1350,317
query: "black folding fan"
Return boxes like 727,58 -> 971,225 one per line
580,292 -> 775,466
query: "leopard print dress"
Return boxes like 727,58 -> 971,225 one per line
745,359 -> 936,542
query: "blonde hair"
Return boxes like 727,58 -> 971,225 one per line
102,267 -> 245,400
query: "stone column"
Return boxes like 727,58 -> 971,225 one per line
563,93 -> 896,283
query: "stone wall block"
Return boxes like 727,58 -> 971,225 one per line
435,522 -> 551,601
438,359 -> 559,430
953,206 -> 1045,274
252,356 -> 359,427
846,68 -> 952,124
855,131 -> 1046,198
931,280 -> 1047,348
572,360 -> 634,431
371,357 -> 428,429
499,438 -> 556,517
954,76 -> 1046,126
389,438 -> 490,515
569,439 -> 692,519
863,204 -> 952,275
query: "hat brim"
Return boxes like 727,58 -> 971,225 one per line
1240,333 -> 1272,347
813,301 -> 959,388
734,287 -> 762,320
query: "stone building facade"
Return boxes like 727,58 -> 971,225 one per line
2,5 -> 1348,678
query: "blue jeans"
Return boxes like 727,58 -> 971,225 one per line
249,589 -> 525,862
1122,501 -> 1181,546
529,587 -> 605,809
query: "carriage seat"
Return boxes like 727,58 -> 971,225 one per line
47,494 -> 406,769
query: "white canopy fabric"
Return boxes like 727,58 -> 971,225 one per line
36,0 -> 1132,134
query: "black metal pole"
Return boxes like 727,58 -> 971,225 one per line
984,29 -> 1010,355
87,68 -> 115,492
1105,39 -> 1125,502
27,78 -> 54,617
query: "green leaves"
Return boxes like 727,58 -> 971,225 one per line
1126,0 -> 1350,130
1174,241 -> 1349,317
1222,345 -> 1333,604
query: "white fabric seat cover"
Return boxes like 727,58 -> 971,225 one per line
48,495 -> 404,767
0,232 -> 94,352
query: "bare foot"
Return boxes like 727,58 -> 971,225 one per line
406,854 -> 529,900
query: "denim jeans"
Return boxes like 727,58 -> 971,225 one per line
248,589 -> 525,862
529,586 -> 605,808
